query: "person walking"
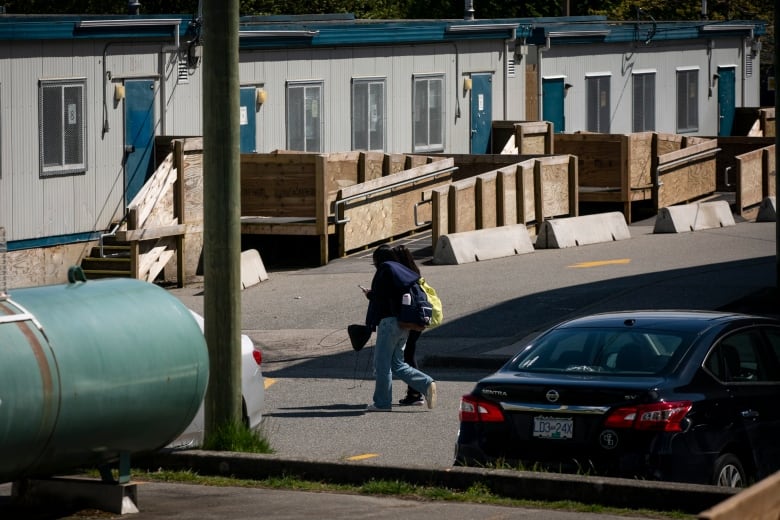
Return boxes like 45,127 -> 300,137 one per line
362,244 -> 437,412
393,245 -> 426,406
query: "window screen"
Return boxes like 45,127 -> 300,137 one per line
632,72 -> 656,132
412,75 -> 444,152
352,78 -> 385,151
287,82 -> 322,152
586,75 -> 610,133
39,79 -> 87,177
676,69 -> 699,133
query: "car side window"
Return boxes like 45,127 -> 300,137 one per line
762,327 -> 780,382
708,330 -> 767,383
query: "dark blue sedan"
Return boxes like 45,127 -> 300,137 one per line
454,310 -> 780,487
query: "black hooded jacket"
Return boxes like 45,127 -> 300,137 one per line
364,260 -> 420,329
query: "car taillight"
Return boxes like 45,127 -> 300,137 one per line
459,395 -> 505,423
252,349 -> 262,366
604,401 -> 692,432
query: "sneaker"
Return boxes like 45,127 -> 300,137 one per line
425,382 -> 437,410
399,393 -> 425,406
366,404 -> 392,412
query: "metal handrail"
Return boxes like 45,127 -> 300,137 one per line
99,222 -> 122,258
333,165 -> 458,224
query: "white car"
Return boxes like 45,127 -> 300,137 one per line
168,310 -> 264,448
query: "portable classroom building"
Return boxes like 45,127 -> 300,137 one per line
0,13 -> 766,287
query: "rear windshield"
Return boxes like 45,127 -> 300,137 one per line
505,327 -> 696,376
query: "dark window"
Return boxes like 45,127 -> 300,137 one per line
676,69 -> 699,133
352,79 -> 385,151
632,72 -> 655,132
287,82 -> 322,152
707,330 -> 771,383
586,75 -> 610,133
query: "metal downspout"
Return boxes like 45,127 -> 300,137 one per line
504,27 -> 517,120
537,36 -> 551,120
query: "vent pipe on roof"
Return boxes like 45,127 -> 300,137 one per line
128,1 -> 141,15
464,0 -> 475,21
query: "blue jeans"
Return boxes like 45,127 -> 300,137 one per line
372,317 -> 433,409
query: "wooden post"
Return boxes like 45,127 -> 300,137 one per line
315,154 -> 328,265
173,139 -> 185,288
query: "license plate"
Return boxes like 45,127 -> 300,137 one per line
533,416 -> 573,439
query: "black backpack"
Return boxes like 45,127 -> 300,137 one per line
397,279 -> 434,331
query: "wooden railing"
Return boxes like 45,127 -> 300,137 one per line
115,149 -> 186,285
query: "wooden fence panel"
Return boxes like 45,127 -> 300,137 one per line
555,133 -> 624,189
656,140 -> 718,209
535,156 -> 575,221
736,148 -> 766,215
518,160 -> 536,225
431,186 -> 450,250
763,145 -> 776,197
655,133 -> 684,156
337,158 -> 455,254
627,132 -> 654,190
240,154 -> 319,217
476,172 -> 498,229
497,166 -> 519,226
359,152 -> 385,183
450,178 -> 478,234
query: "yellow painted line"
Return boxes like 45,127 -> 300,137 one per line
345,453 -> 380,461
263,377 -> 277,390
569,259 -> 631,268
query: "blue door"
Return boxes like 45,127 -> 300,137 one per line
470,74 -> 492,154
542,77 -> 565,133
240,87 -> 257,153
717,67 -> 736,137
124,80 -> 156,206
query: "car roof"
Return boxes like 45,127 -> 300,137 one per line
554,309 -> 778,333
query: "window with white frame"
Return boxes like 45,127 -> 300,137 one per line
286,81 -> 323,152
0,83 -> 2,180
632,71 -> 656,132
676,68 -> 699,133
39,79 -> 87,177
352,78 -> 385,151
412,75 -> 444,152
586,74 -> 610,133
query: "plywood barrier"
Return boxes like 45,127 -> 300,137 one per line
239,151 -> 440,265
336,158 -> 456,254
431,153 -> 531,181
655,138 -> 718,209
492,120 -> 554,154
430,155 -> 577,248
735,144 -> 776,218
713,137 -> 775,191
556,132 -> 717,223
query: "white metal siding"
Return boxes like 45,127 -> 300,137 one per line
541,38 -> 751,136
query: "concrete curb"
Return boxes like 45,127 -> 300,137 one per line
535,212 -> 630,249
138,450 -> 737,515
653,201 -> 735,233
240,249 -> 269,289
432,224 -> 535,265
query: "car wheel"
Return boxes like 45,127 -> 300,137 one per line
712,453 -> 746,488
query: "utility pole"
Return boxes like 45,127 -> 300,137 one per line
776,8 -> 779,291
202,0 -> 243,434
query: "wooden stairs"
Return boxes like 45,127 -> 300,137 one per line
80,235 -> 131,279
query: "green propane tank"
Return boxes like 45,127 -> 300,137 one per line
0,275 -> 209,483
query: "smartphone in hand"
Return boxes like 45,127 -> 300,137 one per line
358,284 -> 369,294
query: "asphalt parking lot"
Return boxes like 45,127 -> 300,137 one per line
1,215 -> 777,519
